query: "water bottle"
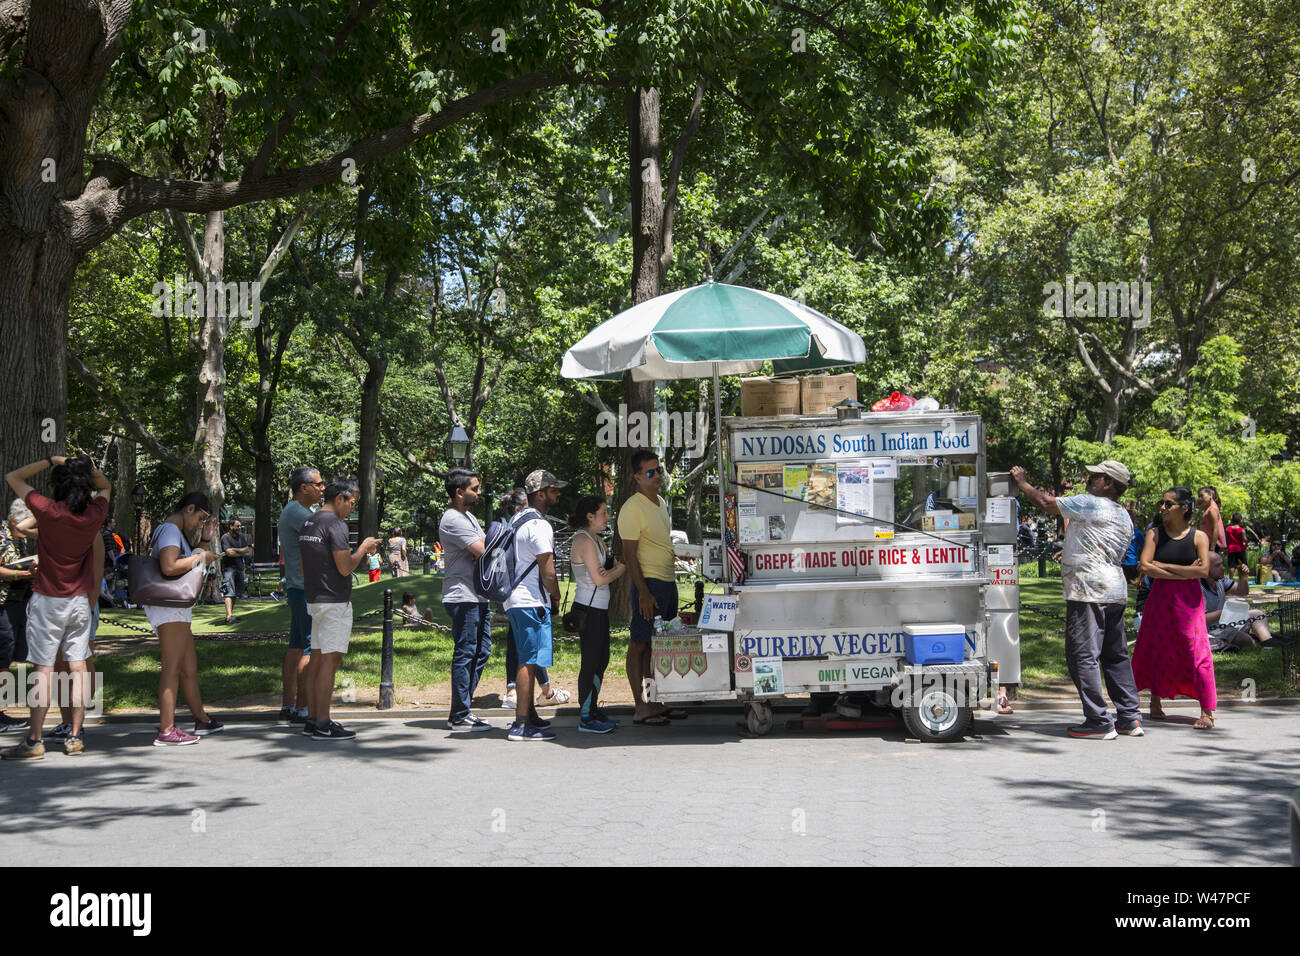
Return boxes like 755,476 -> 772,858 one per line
653,615 -> 664,635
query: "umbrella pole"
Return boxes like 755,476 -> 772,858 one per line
713,362 -> 729,592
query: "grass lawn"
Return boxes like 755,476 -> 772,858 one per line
72,571 -> 1300,711
88,576 -> 716,711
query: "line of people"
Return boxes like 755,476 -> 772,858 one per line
436,450 -> 686,742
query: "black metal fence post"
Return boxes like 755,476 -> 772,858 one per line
1038,550 -> 1047,578
379,588 -> 394,709
694,580 -> 705,615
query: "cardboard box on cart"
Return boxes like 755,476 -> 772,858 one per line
740,377 -> 801,417
799,372 -> 858,414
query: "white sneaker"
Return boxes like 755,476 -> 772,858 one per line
537,687 -> 571,705
502,689 -> 517,709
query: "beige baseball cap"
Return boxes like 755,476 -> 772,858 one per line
1086,459 -> 1132,488
524,470 -> 568,495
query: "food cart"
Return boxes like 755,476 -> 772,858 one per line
559,280 -> 1020,742
647,405 -> 1022,742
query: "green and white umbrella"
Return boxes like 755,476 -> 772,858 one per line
561,280 -> 866,381
562,281 -> 866,587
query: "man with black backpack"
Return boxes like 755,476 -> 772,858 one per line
439,467 -> 494,731
501,470 -> 566,741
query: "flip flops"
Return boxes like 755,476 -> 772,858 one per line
997,695 -> 1013,715
632,714 -> 671,726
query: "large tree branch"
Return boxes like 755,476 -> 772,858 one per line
1073,325 -> 1160,394
659,81 -> 704,280
256,202 -> 313,288
165,208 -> 205,277
379,416 -> 446,479
244,0 -> 383,182
1070,327 -> 1113,396
67,352 -> 190,473
68,70 -> 571,252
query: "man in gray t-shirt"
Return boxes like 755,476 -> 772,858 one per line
441,508 -> 483,603
276,466 -> 323,722
438,468 -> 491,730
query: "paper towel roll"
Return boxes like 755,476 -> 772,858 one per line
946,480 -> 959,499
958,476 -> 973,497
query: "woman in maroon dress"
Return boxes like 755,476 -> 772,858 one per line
1132,487 -> 1216,729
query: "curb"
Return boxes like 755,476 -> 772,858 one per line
57,696 -> 1300,726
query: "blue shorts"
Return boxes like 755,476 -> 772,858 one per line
629,577 -> 678,643
286,588 -> 311,652
506,606 -> 553,669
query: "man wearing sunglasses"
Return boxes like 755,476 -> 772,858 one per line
1012,459 -> 1140,740
617,449 -> 685,726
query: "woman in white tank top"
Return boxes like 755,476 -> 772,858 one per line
568,496 -> 626,732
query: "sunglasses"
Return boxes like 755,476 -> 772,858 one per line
1159,500 -> 1179,509
642,468 -> 661,478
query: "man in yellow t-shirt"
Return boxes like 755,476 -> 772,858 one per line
617,450 -> 685,725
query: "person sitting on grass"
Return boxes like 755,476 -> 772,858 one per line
1264,539 -> 1294,582
398,592 -> 433,625
1202,553 -> 1275,651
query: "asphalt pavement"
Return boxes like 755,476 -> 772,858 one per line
1,705 -> 1295,866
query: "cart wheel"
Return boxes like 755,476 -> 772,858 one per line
901,686 -> 972,743
745,701 -> 774,736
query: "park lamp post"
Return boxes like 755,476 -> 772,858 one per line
446,419 -> 470,465
131,481 -> 147,554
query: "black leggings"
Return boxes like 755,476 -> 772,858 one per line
577,605 -> 610,721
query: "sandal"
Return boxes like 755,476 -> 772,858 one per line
632,714 -> 671,726
537,687 -> 571,705
658,708 -> 688,720
1193,713 -> 1215,730
997,695 -> 1013,715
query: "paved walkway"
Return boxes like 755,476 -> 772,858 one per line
2,707 -> 1295,866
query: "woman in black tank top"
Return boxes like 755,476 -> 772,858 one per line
1132,486 -> 1216,728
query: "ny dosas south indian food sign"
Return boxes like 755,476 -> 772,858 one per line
731,421 -> 979,462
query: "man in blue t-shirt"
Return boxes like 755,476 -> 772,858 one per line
277,466 -> 324,724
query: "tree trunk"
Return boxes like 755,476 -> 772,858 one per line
0,233 -> 77,497
113,437 -> 136,535
611,87 -> 667,620
357,352 -> 389,541
253,432 -> 275,560
1095,391 -> 1121,443
193,209 -> 229,520
0,1 -> 122,491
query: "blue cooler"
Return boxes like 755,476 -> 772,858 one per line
903,624 -> 966,665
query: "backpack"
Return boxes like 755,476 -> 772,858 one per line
474,509 -> 547,603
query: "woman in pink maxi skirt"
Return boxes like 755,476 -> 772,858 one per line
1132,486 -> 1217,729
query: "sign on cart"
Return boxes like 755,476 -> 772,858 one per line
698,594 -> 739,631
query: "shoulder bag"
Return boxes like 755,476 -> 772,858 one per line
128,526 -> 213,608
